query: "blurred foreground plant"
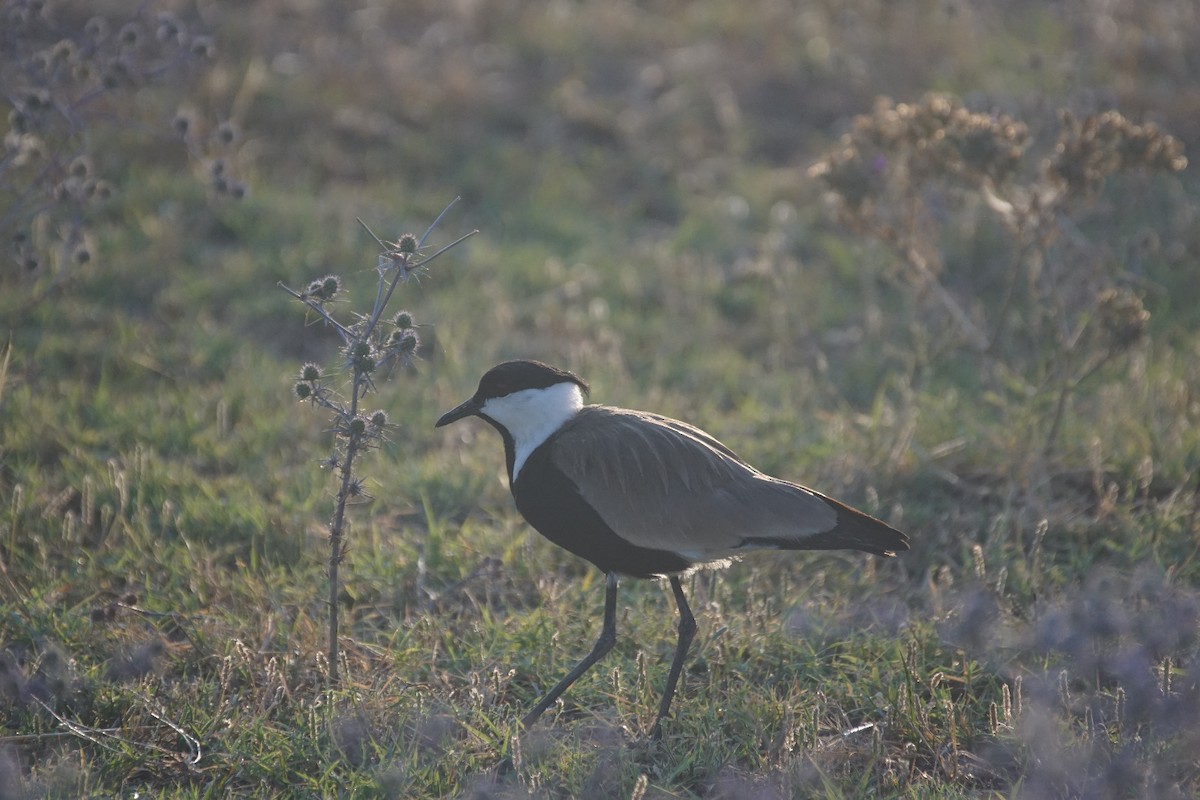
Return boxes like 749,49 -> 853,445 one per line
1,2 -> 246,316
811,95 -> 1186,463
279,202 -> 475,682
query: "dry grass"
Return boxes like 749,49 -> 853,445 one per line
1,0 -> 1198,797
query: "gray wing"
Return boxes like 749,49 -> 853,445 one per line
548,406 -> 841,560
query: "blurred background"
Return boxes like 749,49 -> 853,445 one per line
2,0 -> 1198,796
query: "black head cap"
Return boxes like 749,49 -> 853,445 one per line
435,360 -> 589,428
475,360 -> 588,401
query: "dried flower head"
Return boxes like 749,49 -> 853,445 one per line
307,275 -> 342,302
118,22 -> 143,48
392,329 -> 419,356
346,340 -> 375,373
808,143 -> 881,209
190,36 -> 216,59
1046,111 -> 1187,201
101,65 -> 127,90
300,363 -> 322,382
84,17 -> 109,42
392,310 -> 415,328
156,13 -> 182,44
810,93 -> 1029,211
8,108 -> 31,134
21,88 -> 51,112
1096,288 -> 1149,352
395,233 -> 419,254
51,39 -> 76,63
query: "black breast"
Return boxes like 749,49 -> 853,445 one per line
512,437 -> 692,579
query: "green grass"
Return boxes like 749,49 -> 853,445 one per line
2,1 -> 1199,797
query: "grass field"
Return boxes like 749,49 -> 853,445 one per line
2,1 -> 1199,797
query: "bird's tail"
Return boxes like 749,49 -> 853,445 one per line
744,494 -> 910,557
810,498 -> 909,556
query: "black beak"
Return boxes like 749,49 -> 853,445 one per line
435,396 -> 483,428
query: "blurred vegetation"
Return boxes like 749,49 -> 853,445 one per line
1,0 -> 1198,797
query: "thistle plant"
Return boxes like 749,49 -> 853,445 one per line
810,95 -> 1186,462
1,3 -> 230,314
279,200 -> 475,683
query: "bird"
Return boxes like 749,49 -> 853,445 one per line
436,359 -> 909,740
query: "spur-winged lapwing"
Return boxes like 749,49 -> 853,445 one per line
436,359 -> 909,739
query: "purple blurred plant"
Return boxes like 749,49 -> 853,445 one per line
1,3 -> 234,313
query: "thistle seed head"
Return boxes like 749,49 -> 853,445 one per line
396,233 -> 418,254
394,329 -> 419,356
308,275 -> 342,302
1096,288 -> 1149,352
118,22 -> 143,48
190,36 -> 216,59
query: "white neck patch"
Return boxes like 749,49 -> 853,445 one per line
480,382 -> 583,481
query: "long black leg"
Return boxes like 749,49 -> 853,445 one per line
649,575 -> 697,741
521,571 -> 619,729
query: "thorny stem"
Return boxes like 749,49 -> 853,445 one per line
281,198 -> 473,685
369,230 -> 478,332
418,195 -> 462,248
357,201 -> 477,336
988,236 -> 1040,353
327,383 -> 363,684
1041,347 -> 1118,458
276,282 -> 355,341
853,214 -> 991,353
411,230 -> 479,269
368,254 -> 410,335
898,242 -> 990,353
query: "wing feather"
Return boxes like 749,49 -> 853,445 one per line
548,406 -> 841,560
